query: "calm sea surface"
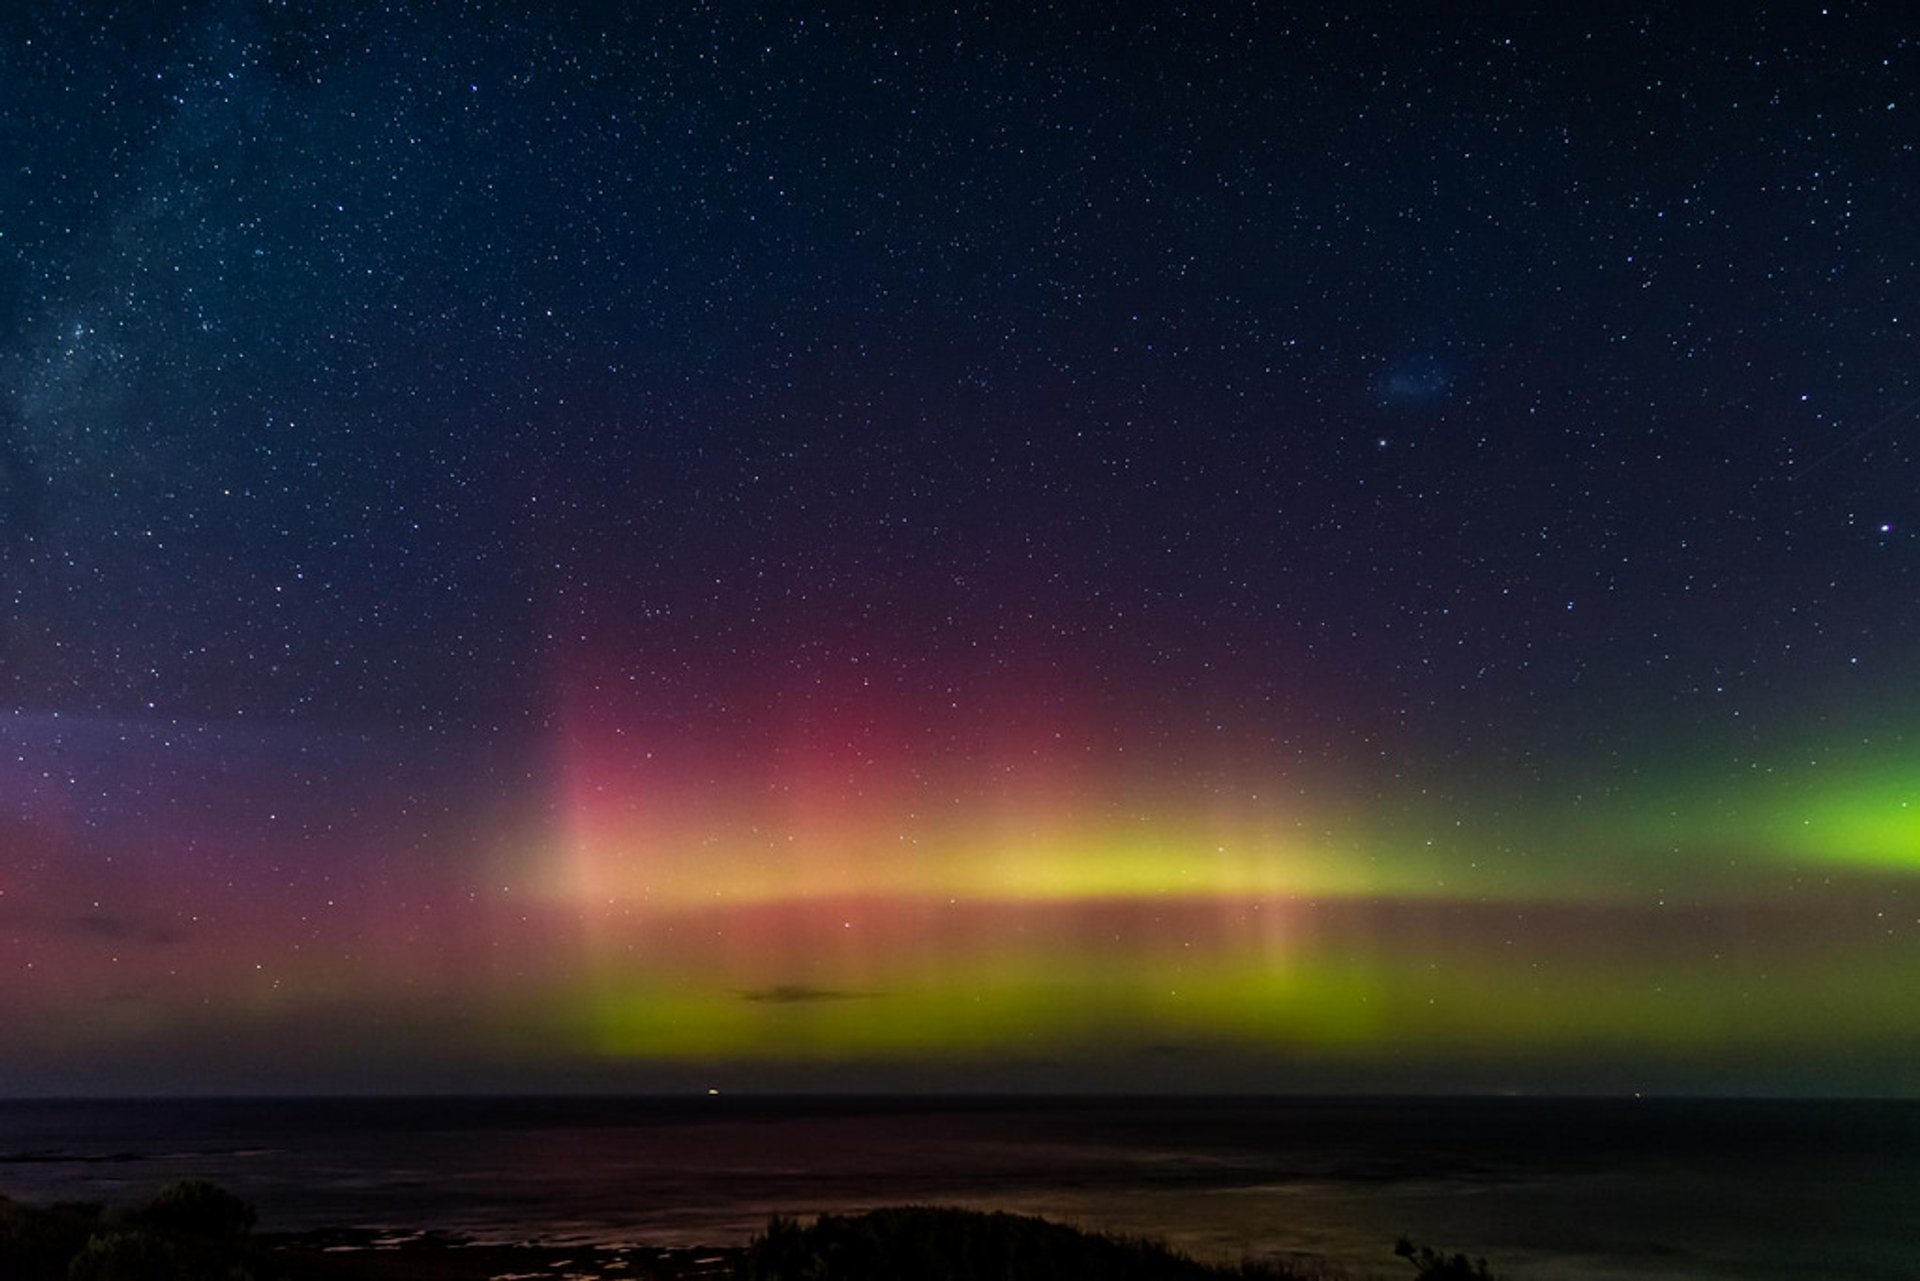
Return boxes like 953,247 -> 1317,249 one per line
0,1097 -> 1913,1280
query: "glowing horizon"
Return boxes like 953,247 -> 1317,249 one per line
494,690 -> 1920,1078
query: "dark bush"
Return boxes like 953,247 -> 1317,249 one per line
736,1206 -> 1318,1281
132,1179 -> 257,1240
0,1187 -> 265,1281
1394,1236 -> 1499,1280
0,1196 -> 95,1281
66,1228 -> 188,1281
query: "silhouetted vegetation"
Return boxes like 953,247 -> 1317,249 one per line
0,1182 -> 268,1281
0,1193 -> 94,1279
132,1177 -> 258,1240
4,1185 -> 1504,1281
734,1206 -> 1325,1281
67,1227 -> 188,1281
1395,1236 -> 1501,1280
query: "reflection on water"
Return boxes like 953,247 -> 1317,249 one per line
0,1097 -> 1914,1280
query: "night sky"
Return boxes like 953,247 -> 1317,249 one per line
2,3 -> 1916,1095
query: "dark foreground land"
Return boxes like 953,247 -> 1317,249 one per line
1,1180 -> 1495,1281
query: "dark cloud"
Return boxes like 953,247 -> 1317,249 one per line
0,903 -> 186,949
738,985 -> 877,1005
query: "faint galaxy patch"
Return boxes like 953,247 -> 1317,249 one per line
1376,356 -> 1454,406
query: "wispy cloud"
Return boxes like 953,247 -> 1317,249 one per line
65,913 -> 185,946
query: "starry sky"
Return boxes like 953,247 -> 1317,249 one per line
1,3 -> 1916,1095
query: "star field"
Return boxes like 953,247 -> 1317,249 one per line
0,3 -> 1915,1094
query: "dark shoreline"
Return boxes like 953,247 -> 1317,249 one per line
261,1225 -> 741,1280
6,1191 -> 1347,1281
9,1097 -> 1916,1279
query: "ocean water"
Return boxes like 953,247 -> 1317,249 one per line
0,1096 -> 1914,1280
